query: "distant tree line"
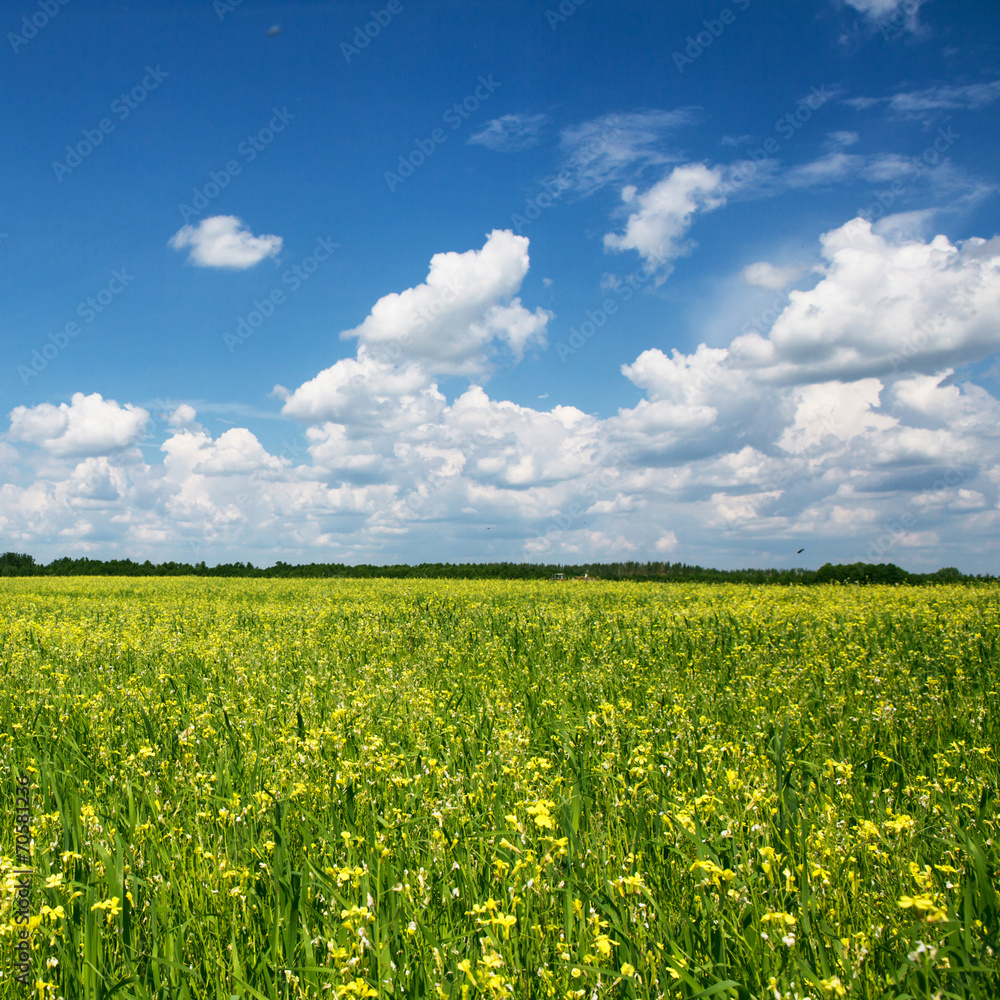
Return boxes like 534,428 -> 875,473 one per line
0,551 -> 991,584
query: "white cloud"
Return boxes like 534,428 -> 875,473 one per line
730,219 -> 1000,383
279,355 -> 440,428
468,113 -> 549,151
722,141 -> 988,211
783,151 -> 862,188
168,215 -> 283,269
191,427 -> 288,476
168,404 -> 199,428
280,231 -> 550,425
842,0 -> 925,32
7,221 -> 1000,572
778,380 -> 897,454
742,261 -> 805,290
844,0 -> 909,13
7,392 -> 149,458
603,163 -> 725,279
558,109 -> 698,194
889,80 -> 1000,113
871,209 -> 940,241
654,532 -> 678,553
846,80 -> 1000,116
824,130 -> 860,150
0,442 -> 19,470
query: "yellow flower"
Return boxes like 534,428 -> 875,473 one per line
335,979 -> 378,998
525,799 -> 556,830
898,894 -> 947,922
90,897 -> 121,923
593,932 -> 617,956
689,859 -> 734,887
620,963 -> 636,978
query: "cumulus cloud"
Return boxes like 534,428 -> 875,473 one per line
468,113 -> 549,151
7,392 -> 149,458
603,163 -> 725,279
730,218 -> 1000,383
279,355 -> 445,430
168,215 -> 283,269
777,380 -> 897,454
7,219 -> 1000,572
167,404 -> 199,428
279,230 -> 550,424
342,229 -> 548,369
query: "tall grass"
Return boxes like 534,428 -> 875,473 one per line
1,578 -> 998,998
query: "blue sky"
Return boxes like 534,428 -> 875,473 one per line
2,0 -> 1000,570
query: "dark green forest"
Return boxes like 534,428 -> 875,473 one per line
0,550 -> 989,584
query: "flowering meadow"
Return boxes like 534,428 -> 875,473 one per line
1,577 -> 998,1000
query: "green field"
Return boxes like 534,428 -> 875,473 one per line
2,578 -> 998,999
